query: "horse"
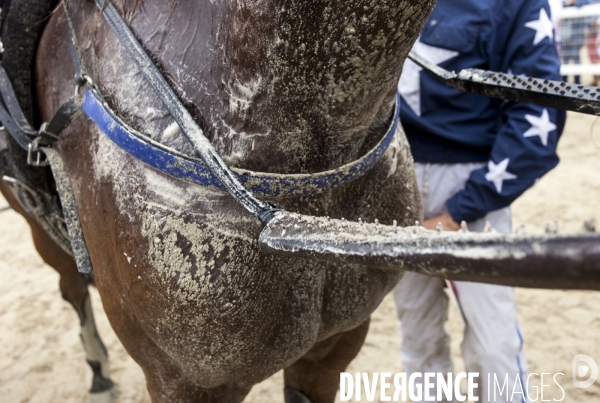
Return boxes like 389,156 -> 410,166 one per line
0,0 -> 117,400
0,0 -> 436,401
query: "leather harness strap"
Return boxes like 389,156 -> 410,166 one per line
0,66 -> 36,149
63,0 -> 86,87
38,95 -> 83,144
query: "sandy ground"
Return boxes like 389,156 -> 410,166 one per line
1,112 -> 600,403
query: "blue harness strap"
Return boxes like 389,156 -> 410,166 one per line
82,89 -> 400,197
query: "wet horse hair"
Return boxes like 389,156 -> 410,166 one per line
2,0 -> 600,402
6,1 -> 435,401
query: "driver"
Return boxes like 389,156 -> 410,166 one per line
394,0 -> 566,401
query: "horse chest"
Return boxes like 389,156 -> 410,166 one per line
59,119 -> 406,387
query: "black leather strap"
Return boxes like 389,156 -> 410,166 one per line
39,95 -> 83,143
0,65 -> 35,133
63,0 -> 86,85
0,64 -> 36,149
409,51 -> 600,116
0,100 -> 30,149
0,66 -> 84,151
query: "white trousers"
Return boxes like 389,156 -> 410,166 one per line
393,163 -> 529,403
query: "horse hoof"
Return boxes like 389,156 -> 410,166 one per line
284,386 -> 313,403
89,386 -> 119,403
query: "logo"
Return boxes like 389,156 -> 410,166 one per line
339,372 -> 480,402
572,355 -> 598,389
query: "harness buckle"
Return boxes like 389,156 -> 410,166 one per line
37,122 -> 60,143
27,137 -> 50,167
75,74 -> 95,97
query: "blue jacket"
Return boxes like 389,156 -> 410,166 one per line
573,0 -> 600,6
398,0 -> 566,223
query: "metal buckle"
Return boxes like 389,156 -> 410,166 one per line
74,74 -> 95,97
0,125 -> 7,152
27,137 -> 50,167
37,121 -> 60,143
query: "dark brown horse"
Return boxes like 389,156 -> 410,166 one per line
4,0 -> 600,401
0,0 -> 117,401
6,0 -> 433,402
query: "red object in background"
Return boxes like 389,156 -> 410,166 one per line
587,31 -> 599,63
586,23 -> 600,86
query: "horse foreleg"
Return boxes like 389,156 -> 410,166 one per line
32,225 -> 117,403
1,182 -> 117,402
283,318 -> 371,403
35,224 -> 117,403
73,292 -> 118,403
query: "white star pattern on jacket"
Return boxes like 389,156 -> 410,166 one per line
485,158 -> 517,193
525,8 -> 554,45
523,108 -> 557,146
398,39 -> 458,116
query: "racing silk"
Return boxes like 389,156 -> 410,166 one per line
398,0 -> 566,223
572,0 -> 600,7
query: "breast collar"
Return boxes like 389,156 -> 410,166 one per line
83,89 -> 400,197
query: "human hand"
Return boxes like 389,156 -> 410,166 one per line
422,212 -> 461,231
565,0 -> 576,6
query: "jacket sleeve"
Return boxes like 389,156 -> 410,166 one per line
446,0 -> 566,223
573,0 -> 598,7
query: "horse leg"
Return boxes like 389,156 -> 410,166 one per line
284,319 -> 371,403
70,292 -> 118,403
0,183 -> 117,403
31,220 -> 118,403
